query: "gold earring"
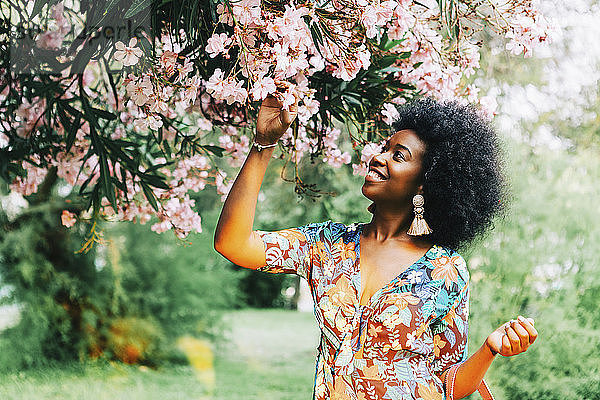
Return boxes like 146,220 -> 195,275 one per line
407,194 -> 433,236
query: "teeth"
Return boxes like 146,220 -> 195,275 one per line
367,170 -> 386,181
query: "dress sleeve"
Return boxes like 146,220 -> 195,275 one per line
429,256 -> 470,376
254,221 -> 329,280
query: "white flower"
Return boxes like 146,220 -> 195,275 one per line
251,76 -> 277,101
114,37 -> 143,66
126,78 -> 153,106
205,32 -> 231,58
407,270 -> 423,284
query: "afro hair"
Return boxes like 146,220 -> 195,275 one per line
391,97 -> 507,250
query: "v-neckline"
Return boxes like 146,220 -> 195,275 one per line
354,223 -> 434,307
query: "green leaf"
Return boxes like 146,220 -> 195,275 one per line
65,114 -> 81,153
110,176 -> 127,192
95,0 -> 122,26
71,40 -> 100,74
92,107 -> 117,121
145,161 -> 173,173
140,173 -> 169,190
31,0 -> 49,18
124,0 -> 153,18
140,182 -> 159,212
387,80 -> 415,90
201,145 -> 225,157
376,55 -> 397,69
99,151 -> 117,211
79,171 -> 96,195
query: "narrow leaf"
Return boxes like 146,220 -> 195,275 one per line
124,0 -> 153,18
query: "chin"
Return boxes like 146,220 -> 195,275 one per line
361,182 -> 376,201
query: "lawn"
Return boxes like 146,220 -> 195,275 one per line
0,309 -> 320,400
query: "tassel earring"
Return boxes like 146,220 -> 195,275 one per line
407,194 -> 433,236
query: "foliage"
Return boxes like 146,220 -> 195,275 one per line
0,0 -> 551,238
104,216 -> 243,340
0,181 -> 242,370
463,141 -> 600,399
0,184 -> 111,370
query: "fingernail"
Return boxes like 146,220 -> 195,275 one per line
517,315 -> 525,322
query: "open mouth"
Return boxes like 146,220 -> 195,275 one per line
366,169 -> 387,182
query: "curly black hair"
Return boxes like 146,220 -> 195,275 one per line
391,97 -> 506,250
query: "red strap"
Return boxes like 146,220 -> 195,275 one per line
445,363 -> 494,400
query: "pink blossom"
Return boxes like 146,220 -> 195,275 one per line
61,210 -> 77,228
280,87 -> 297,110
215,173 -> 233,201
36,31 -> 64,50
147,115 -> 163,130
232,0 -> 262,26
160,50 -> 178,75
205,68 -> 227,97
219,134 -> 250,167
323,148 -> 351,168
382,103 -> 399,125
197,118 -> 213,131
114,37 -> 144,66
10,160 -> 47,195
206,33 -> 231,58
216,2 -> 234,25
176,61 -> 194,82
251,76 -> 277,100
352,142 -> 383,176
0,132 -> 8,148
478,95 -> 498,120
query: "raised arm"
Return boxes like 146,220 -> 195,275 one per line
213,85 -> 298,269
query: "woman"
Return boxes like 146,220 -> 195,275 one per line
214,92 -> 538,400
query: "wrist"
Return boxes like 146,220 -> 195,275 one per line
253,141 -> 278,152
484,338 -> 498,357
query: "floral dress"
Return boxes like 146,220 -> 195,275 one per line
256,221 -> 470,400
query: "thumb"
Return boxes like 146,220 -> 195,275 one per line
280,92 -> 299,127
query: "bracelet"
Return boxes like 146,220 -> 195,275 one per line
253,141 -> 278,151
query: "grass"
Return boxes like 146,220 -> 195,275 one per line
0,309 -> 320,400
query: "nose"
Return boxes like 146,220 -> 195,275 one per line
369,151 -> 386,168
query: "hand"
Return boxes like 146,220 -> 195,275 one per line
485,315 -> 538,357
255,81 -> 299,145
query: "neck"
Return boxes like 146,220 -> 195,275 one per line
364,203 -> 414,242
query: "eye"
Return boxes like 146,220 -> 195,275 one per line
393,150 -> 405,161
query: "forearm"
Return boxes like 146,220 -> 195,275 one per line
445,342 -> 496,399
213,145 -> 274,266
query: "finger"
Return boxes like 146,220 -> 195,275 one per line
512,319 -> 530,349
263,93 -> 283,109
281,94 -> 299,126
501,333 -> 511,355
505,325 -> 521,353
518,316 -> 538,344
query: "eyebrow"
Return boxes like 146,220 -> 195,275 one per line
386,142 -> 412,158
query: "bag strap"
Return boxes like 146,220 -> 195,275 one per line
445,363 -> 495,400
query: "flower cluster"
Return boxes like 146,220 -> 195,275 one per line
3,0 -> 552,240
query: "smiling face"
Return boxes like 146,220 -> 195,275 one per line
361,129 -> 427,209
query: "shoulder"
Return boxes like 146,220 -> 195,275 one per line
299,221 -> 361,244
427,245 -> 469,291
447,247 -> 469,284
